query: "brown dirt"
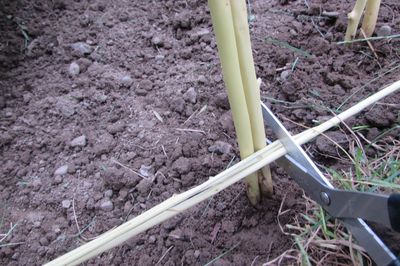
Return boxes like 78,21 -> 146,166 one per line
0,0 -> 399,265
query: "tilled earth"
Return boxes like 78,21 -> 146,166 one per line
0,0 -> 399,265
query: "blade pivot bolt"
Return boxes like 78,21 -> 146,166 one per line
320,192 -> 331,206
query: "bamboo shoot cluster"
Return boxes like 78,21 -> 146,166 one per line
345,0 -> 381,41
208,0 -> 272,205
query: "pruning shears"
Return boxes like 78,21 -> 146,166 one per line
261,102 -> 400,266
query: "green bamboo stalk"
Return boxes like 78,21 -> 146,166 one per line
208,0 -> 260,205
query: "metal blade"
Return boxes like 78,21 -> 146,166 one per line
261,102 -> 397,265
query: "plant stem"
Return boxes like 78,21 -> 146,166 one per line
361,0 -> 381,37
230,0 -> 273,197
208,0 -> 260,205
344,0 -> 367,41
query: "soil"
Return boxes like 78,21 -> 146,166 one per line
0,0 -> 399,265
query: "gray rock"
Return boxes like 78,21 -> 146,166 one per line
151,35 -> 164,47
70,135 -> 87,147
104,189 -> 113,198
280,70 -> 292,81
139,165 -> 153,178
183,87 -> 197,104
194,28 -> 210,37
68,62 -> 80,76
61,200 -> 71,209
377,25 -> 392,37
71,42 -> 93,56
120,75 -> 133,87
100,200 -> 114,212
155,54 -> 165,61
77,58 -> 92,72
169,228 -> 183,239
208,141 -> 233,155
148,235 -> 156,243
106,121 -> 125,134
194,250 -> 201,258
55,97 -> 76,117
55,165 -> 69,176
53,175 -> 63,185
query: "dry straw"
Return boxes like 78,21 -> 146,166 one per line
46,80 -> 400,266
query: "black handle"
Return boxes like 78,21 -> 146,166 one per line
388,193 -> 400,233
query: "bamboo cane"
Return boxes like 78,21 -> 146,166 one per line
345,0 -> 368,41
208,0 -> 260,205
361,0 -> 381,37
230,0 -> 273,197
46,80 -> 400,266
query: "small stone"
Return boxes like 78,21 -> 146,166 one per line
194,28 -> 210,37
67,163 -> 76,174
39,237 -> 49,246
61,200 -> 71,209
169,228 -> 183,239
138,80 -> 153,91
100,200 -> 114,212
70,135 -> 87,147
198,75 -> 207,84
148,235 -> 156,243
139,165 -> 153,178
106,121 -> 125,134
55,97 -> 76,117
77,58 -> 92,72
155,54 -> 165,61
54,175 -> 63,184
136,179 -> 152,196
151,35 -> 164,47
121,75 -> 133,87
55,165 -> 69,176
194,250 -> 201,258
183,87 -> 197,104
377,25 -> 392,37
280,70 -> 292,81
216,202 -> 226,211
68,62 -> 80,76
71,42 -> 93,56
208,141 -> 232,155
104,189 -> 113,198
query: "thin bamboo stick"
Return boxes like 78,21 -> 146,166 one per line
45,80 -> 400,266
208,0 -> 260,205
345,0 -> 368,41
230,0 -> 273,197
361,0 -> 381,37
